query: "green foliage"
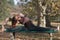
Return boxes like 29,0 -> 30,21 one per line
21,2 -> 37,19
0,0 -> 10,21
50,14 -> 60,22
8,0 -> 14,6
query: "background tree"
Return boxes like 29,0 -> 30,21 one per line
0,0 -> 16,21
0,0 -> 10,21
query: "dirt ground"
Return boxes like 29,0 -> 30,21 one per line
0,22 -> 60,40
0,32 -> 60,40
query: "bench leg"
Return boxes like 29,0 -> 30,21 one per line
10,33 -> 15,40
50,33 -> 53,40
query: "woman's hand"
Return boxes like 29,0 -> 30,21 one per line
2,25 -> 6,32
2,25 -> 4,32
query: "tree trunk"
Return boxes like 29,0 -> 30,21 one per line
46,15 -> 51,27
32,0 -> 41,27
36,0 -> 41,27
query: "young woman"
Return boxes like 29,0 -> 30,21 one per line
2,13 -> 57,35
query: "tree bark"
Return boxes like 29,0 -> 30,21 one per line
36,0 -> 41,27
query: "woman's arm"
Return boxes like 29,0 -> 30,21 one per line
2,18 -> 9,32
3,18 -> 9,25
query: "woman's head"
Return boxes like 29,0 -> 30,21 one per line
13,13 -> 20,20
13,13 -> 25,20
